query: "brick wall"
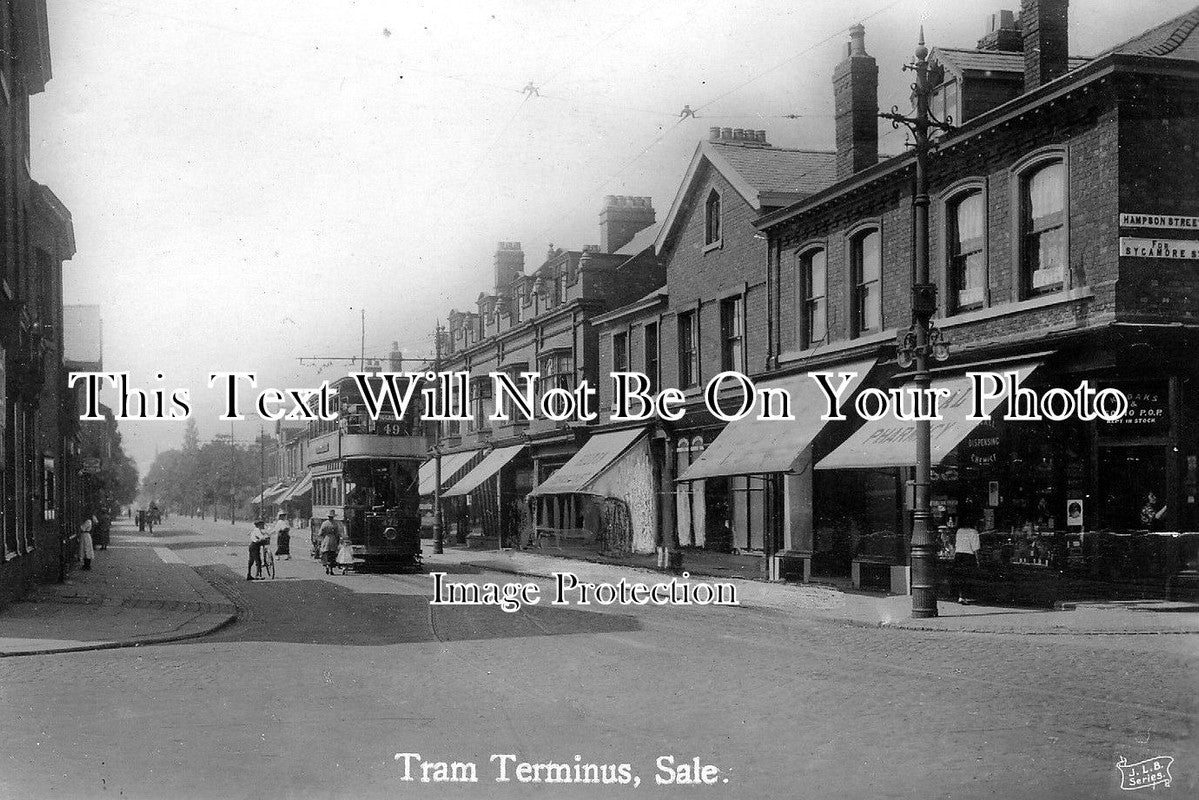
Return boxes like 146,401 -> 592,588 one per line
1115,71 -> 1199,323
768,75 -> 1155,361
662,164 -> 771,390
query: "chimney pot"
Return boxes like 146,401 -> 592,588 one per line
709,126 -> 721,140
848,23 -> 866,56
721,127 -> 733,140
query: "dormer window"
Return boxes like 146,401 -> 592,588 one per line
704,189 -> 722,247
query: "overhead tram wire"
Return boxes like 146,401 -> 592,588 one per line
691,0 -> 904,116
521,3 -> 906,250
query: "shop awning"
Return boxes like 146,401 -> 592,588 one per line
277,471 -> 313,502
680,358 -> 877,481
528,428 -> 647,497
443,445 -> 526,498
250,482 -> 286,505
816,362 -> 1041,470
418,450 -> 480,495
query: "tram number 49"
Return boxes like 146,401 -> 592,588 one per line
375,421 -> 408,436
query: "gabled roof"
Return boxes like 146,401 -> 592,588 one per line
654,140 -> 836,255
932,47 -> 1089,79
1100,5 -> 1199,60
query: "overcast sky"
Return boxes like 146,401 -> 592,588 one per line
33,0 -> 1196,475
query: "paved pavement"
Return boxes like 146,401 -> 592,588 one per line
0,515 -> 1195,799
460,549 -> 1199,635
3,519 -> 1196,658
0,520 -> 235,656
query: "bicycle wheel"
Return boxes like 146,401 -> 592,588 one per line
264,551 -> 275,579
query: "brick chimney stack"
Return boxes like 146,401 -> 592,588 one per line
599,195 -> 656,254
494,241 -> 524,294
978,9 -> 1022,52
833,24 -> 879,180
1021,0 -> 1069,91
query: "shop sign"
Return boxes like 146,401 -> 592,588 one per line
1101,385 -> 1169,435
961,421 -> 1001,468
82,457 -> 101,474
1119,237 -> 1199,259
1120,213 -> 1199,230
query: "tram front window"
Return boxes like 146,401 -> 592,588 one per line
345,461 -> 417,510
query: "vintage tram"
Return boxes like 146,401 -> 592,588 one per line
308,375 -> 427,570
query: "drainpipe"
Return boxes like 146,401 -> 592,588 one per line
657,427 -> 682,572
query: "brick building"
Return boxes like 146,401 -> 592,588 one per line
735,1 -> 1199,596
427,196 -> 663,547
1,0 -> 83,604
580,129 -> 840,561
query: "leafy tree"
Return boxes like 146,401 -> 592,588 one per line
79,406 -> 139,511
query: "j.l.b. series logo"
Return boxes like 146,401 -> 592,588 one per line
1116,755 -> 1174,791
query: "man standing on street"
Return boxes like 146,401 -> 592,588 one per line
247,519 -> 269,580
319,510 -> 340,575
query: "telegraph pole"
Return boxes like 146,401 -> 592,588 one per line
229,420 -> 236,525
881,29 -> 954,618
432,320 -> 445,555
259,424 -> 265,521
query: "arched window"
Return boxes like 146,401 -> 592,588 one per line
798,248 -> 827,348
850,229 -> 881,335
1021,161 -> 1065,296
704,189 -> 722,246
948,191 -> 985,312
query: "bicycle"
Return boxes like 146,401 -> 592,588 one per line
260,539 -> 276,579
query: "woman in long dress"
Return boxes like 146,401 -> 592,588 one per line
79,516 -> 96,570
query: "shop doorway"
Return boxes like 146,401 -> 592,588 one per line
1099,446 -> 1168,529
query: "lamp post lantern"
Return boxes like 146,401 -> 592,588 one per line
881,29 -> 955,618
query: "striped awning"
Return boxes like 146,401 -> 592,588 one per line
250,482 -> 287,505
443,445 -> 526,498
528,428 -> 647,496
277,471 -> 313,502
418,450 -> 482,495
